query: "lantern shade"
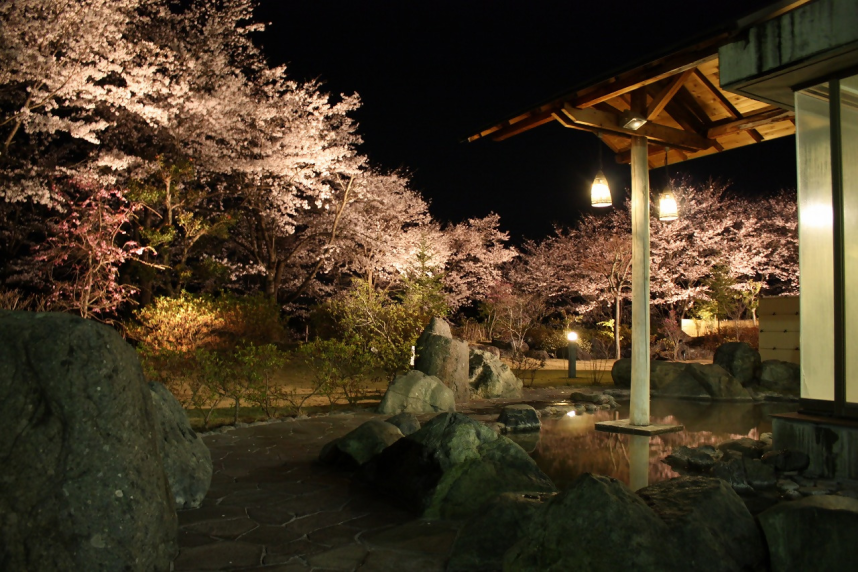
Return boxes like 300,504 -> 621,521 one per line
659,191 -> 678,221
590,171 -> 611,207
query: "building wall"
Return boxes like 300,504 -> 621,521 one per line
719,0 -> 858,108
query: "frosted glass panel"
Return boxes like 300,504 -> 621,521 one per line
842,75 -> 858,405
796,89 -> 834,401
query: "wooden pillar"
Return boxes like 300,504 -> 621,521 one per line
630,135 -> 650,426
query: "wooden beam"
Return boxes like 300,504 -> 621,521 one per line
746,129 -> 765,143
570,44 -> 721,109
707,108 -> 795,138
615,144 -> 670,164
489,110 -> 557,141
560,102 -> 713,151
646,70 -> 693,120
693,69 -> 741,119
661,97 -> 707,135
630,88 -> 648,115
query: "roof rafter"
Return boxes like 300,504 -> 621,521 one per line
556,102 -> 713,151
570,45 -> 721,109
693,69 -> 767,142
646,70 -> 693,120
489,110 -> 557,141
706,107 -> 795,138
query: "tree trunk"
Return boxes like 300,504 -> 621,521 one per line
614,294 -> 622,359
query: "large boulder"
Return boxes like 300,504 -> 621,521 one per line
506,474 -> 766,572
569,390 -> 618,407
759,495 -> 858,572
377,370 -> 456,415
756,360 -> 800,394
505,474 -> 676,571
319,419 -> 404,468
447,492 -> 553,572
713,342 -> 761,386
468,349 -> 522,398
653,361 -> 711,398
149,381 -> 212,509
384,412 -> 420,436
718,437 -> 769,459
664,445 -> 723,472
638,477 -> 766,572
497,404 -> 540,433
686,363 -> 753,400
469,343 -> 501,358
358,413 -> 555,519
611,358 -> 632,387
611,358 -> 751,400
414,317 -> 470,402
0,312 -> 177,572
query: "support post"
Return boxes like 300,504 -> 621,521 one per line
630,135 -> 650,426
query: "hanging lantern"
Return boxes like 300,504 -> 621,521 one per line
659,147 -> 678,221
659,191 -> 678,221
590,170 -> 612,207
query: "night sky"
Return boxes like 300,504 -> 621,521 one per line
256,0 -> 797,243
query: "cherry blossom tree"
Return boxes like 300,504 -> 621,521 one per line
514,208 -> 631,358
442,213 -> 518,310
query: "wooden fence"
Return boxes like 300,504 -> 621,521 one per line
757,296 -> 799,364
681,318 -> 756,337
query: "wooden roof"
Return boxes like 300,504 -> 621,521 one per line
467,2 -> 808,168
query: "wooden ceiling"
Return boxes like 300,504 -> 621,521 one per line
467,33 -> 797,168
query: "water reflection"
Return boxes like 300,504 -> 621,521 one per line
629,435 -> 649,491
530,400 -> 796,490
506,430 -> 541,453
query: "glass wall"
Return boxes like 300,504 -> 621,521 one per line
842,75 -> 858,406
796,86 -> 835,402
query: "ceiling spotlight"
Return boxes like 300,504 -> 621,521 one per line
620,110 -> 647,131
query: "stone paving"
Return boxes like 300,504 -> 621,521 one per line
175,388 -> 578,571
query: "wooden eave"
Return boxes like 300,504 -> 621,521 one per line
466,3 -> 808,168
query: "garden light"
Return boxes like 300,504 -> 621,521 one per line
567,331 -> 578,378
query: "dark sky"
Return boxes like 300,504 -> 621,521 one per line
255,0 -> 797,243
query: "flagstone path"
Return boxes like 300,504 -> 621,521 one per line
174,388 -> 575,571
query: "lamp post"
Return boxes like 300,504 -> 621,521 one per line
566,331 -> 578,378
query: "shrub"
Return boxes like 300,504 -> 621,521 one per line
298,338 -> 376,409
130,292 -> 288,427
328,279 -> 424,380
127,291 -> 285,352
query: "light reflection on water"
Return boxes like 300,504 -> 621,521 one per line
507,399 -> 798,490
